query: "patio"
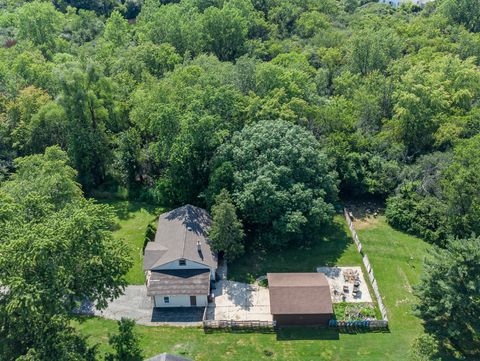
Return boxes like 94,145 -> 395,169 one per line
317,266 -> 373,303
206,280 -> 272,321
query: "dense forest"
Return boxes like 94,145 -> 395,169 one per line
0,0 -> 479,360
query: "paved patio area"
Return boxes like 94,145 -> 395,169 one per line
317,266 -> 373,303
206,280 -> 272,321
81,285 -> 203,326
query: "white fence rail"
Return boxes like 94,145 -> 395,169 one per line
344,209 -> 388,323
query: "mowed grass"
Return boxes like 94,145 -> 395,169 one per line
76,211 -> 441,360
75,317 -> 410,361
98,199 -> 165,285
354,215 -> 433,359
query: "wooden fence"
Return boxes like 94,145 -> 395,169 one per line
329,319 -> 388,330
343,208 -> 389,324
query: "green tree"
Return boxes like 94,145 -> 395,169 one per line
210,119 -> 338,247
202,4 -> 248,61
1,145 -> 81,210
4,86 -> 67,156
347,27 -> 402,76
127,56 -> 246,204
441,0 -> 480,33
15,1 -> 64,56
53,0 -> 118,16
0,147 -> 131,361
209,189 -> 245,260
58,63 -> 115,190
4,86 -> 51,155
442,135 -> 480,238
386,183 -> 448,245
104,10 -> 130,47
414,236 -> 480,358
388,55 -> 480,156
65,8 -> 105,45
120,42 -> 181,80
106,318 -> 143,361
137,2 -> 205,56
295,10 -> 330,38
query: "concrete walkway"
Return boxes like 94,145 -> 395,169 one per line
207,280 -> 272,321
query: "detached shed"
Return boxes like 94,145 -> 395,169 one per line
267,273 -> 333,326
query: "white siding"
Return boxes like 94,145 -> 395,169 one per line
152,259 -> 216,280
154,295 -> 208,307
379,0 -> 430,7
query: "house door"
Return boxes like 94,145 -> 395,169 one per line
190,296 -> 197,306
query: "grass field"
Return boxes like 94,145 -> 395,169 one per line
76,205 -> 440,361
99,199 -> 164,284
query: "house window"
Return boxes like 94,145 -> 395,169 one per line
179,259 -> 186,266
163,296 -> 170,304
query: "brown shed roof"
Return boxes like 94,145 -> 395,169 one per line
146,269 -> 210,296
143,205 -> 217,271
267,273 -> 333,315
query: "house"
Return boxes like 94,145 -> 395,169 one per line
378,0 -> 432,7
143,205 -> 217,308
267,273 -> 333,326
145,353 -> 193,361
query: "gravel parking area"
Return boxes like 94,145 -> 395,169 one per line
317,266 -> 373,303
207,280 -> 272,321
82,285 -> 203,326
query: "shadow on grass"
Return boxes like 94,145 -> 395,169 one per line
228,217 -> 351,283
343,198 -> 385,221
276,327 -> 340,341
203,327 -> 276,335
71,314 -> 96,324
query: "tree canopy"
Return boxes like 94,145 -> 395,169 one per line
2,0 -> 480,357
210,119 -> 338,246
0,147 -> 131,361
414,236 -> 480,358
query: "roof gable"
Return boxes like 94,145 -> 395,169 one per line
143,205 -> 217,271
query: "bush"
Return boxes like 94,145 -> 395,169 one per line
142,220 -> 157,253
386,182 -> 448,245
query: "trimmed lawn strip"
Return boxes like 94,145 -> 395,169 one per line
354,216 -> 440,360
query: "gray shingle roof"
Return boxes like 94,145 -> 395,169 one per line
143,205 -> 217,271
146,269 -> 210,296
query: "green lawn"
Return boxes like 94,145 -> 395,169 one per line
77,211 -> 444,361
354,216 -> 432,359
99,199 -> 165,285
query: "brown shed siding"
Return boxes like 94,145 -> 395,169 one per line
273,313 -> 332,327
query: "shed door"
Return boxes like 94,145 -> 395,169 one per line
190,296 -> 197,306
